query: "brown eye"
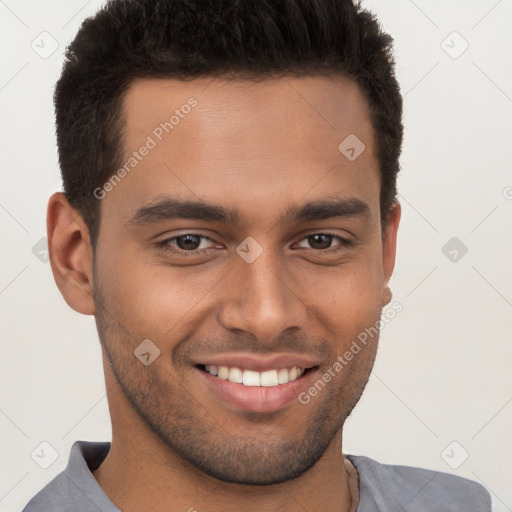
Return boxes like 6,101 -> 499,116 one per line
155,233 -> 219,254
306,234 -> 334,250
297,233 -> 349,250
175,234 -> 202,250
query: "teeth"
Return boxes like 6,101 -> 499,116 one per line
242,370 -> 260,387
204,365 -> 306,387
260,370 -> 278,387
218,366 -> 229,380
228,367 -> 243,383
277,368 -> 289,384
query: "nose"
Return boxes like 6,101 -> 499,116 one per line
217,249 -> 308,345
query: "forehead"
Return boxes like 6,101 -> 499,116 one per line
121,74 -> 374,152
102,74 -> 379,228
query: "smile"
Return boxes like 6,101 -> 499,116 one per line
195,363 -> 319,413
200,365 -> 307,387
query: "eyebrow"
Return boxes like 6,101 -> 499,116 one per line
127,195 -> 371,226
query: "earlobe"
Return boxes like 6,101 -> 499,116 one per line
381,201 -> 401,307
47,192 -> 96,315
381,286 -> 392,307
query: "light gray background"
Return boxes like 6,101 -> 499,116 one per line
1,0 -> 511,510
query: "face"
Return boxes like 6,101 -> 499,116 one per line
90,75 -> 400,485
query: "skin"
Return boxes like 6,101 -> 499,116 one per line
48,74 -> 400,512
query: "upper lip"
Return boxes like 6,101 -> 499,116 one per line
194,353 -> 321,372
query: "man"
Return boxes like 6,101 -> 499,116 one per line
22,0 -> 492,510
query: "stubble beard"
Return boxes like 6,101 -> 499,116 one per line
93,285 -> 379,485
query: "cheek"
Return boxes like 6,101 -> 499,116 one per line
295,251 -> 383,300
95,247 -> 224,339
293,251 -> 384,326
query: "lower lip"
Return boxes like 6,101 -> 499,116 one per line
195,367 -> 318,413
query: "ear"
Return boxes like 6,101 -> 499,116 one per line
47,192 -> 95,315
381,201 -> 401,307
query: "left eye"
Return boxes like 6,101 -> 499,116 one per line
296,233 -> 349,250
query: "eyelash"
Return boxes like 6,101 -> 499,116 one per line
154,232 -> 354,255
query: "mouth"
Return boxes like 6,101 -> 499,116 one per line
195,362 -> 320,413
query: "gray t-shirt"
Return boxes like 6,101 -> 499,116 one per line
21,441 -> 492,511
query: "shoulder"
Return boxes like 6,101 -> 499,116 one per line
21,472 -> 80,512
347,455 -> 492,512
21,441 -> 116,512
